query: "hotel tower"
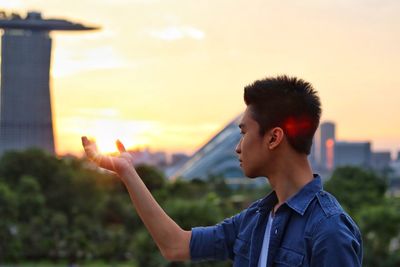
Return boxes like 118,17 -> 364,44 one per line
0,11 -> 97,155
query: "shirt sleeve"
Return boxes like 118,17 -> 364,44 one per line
190,210 -> 246,262
311,213 -> 363,267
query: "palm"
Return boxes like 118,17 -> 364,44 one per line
81,136 -> 134,174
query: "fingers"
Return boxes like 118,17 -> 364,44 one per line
116,140 -> 134,165
81,136 -> 133,173
82,136 -> 113,169
116,140 -> 135,166
116,139 -> 126,153
81,136 -> 98,159
81,136 -> 92,157
81,136 -> 89,147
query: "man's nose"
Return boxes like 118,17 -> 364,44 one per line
235,139 -> 241,154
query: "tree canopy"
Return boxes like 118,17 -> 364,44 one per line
0,151 -> 399,267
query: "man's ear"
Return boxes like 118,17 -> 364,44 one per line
267,127 -> 284,150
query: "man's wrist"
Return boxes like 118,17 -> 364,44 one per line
118,165 -> 138,183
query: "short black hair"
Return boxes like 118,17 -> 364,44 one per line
244,75 -> 321,155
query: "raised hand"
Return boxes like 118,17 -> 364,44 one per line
81,136 -> 134,175
81,136 -> 191,261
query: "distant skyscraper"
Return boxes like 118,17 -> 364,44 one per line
371,151 -> 392,171
0,11 -> 98,155
308,135 -> 318,167
334,141 -> 371,168
319,122 -> 335,170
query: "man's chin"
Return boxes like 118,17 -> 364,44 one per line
244,171 -> 259,179
243,168 -> 266,179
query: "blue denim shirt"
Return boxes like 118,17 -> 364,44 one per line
190,175 -> 363,267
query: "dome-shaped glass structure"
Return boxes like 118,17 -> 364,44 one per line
170,115 -> 242,181
170,114 -> 265,186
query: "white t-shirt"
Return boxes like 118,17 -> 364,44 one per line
257,212 -> 274,267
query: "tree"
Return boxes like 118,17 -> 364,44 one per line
16,175 -> 46,260
0,149 -> 61,190
325,166 -> 400,267
324,166 -> 387,216
356,201 -> 400,267
16,175 -> 45,221
136,164 -> 166,192
0,181 -> 20,261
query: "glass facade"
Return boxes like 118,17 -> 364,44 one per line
170,115 -> 265,186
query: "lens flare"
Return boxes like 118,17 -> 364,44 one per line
283,116 -> 313,137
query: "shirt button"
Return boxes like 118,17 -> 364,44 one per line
274,229 -> 278,235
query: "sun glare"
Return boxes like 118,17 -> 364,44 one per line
94,131 -> 152,154
56,114 -> 158,155
87,120 -> 155,154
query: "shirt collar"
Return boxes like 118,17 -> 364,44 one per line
285,174 -> 322,215
257,174 -> 322,216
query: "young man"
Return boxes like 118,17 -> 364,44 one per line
82,75 -> 363,266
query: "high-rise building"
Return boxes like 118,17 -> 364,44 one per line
0,11 -> 98,155
317,121 -> 335,170
371,151 -> 392,171
308,135 -> 318,167
334,141 -> 371,168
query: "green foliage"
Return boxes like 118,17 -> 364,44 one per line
324,166 -> 387,216
0,180 -> 20,262
0,150 -> 252,266
0,149 -> 60,189
2,151 -> 399,266
164,193 -> 224,229
324,166 -> 400,267
0,181 -> 18,221
130,229 -> 165,267
136,164 -> 166,192
17,175 -> 45,221
356,202 -> 400,267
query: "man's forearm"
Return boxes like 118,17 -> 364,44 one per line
119,166 -> 191,261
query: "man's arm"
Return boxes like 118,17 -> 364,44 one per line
81,137 -> 191,261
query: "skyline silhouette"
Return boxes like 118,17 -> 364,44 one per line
0,1 -> 399,157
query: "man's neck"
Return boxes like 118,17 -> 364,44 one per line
268,155 -> 314,212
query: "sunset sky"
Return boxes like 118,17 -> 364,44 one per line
1,0 -> 400,157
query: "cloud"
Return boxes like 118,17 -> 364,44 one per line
148,26 -> 205,41
0,0 -> 24,9
75,108 -> 120,118
52,46 -> 131,77
97,0 -> 160,5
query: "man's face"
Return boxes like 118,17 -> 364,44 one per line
235,107 -> 270,178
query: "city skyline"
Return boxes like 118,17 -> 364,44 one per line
0,0 -> 399,157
